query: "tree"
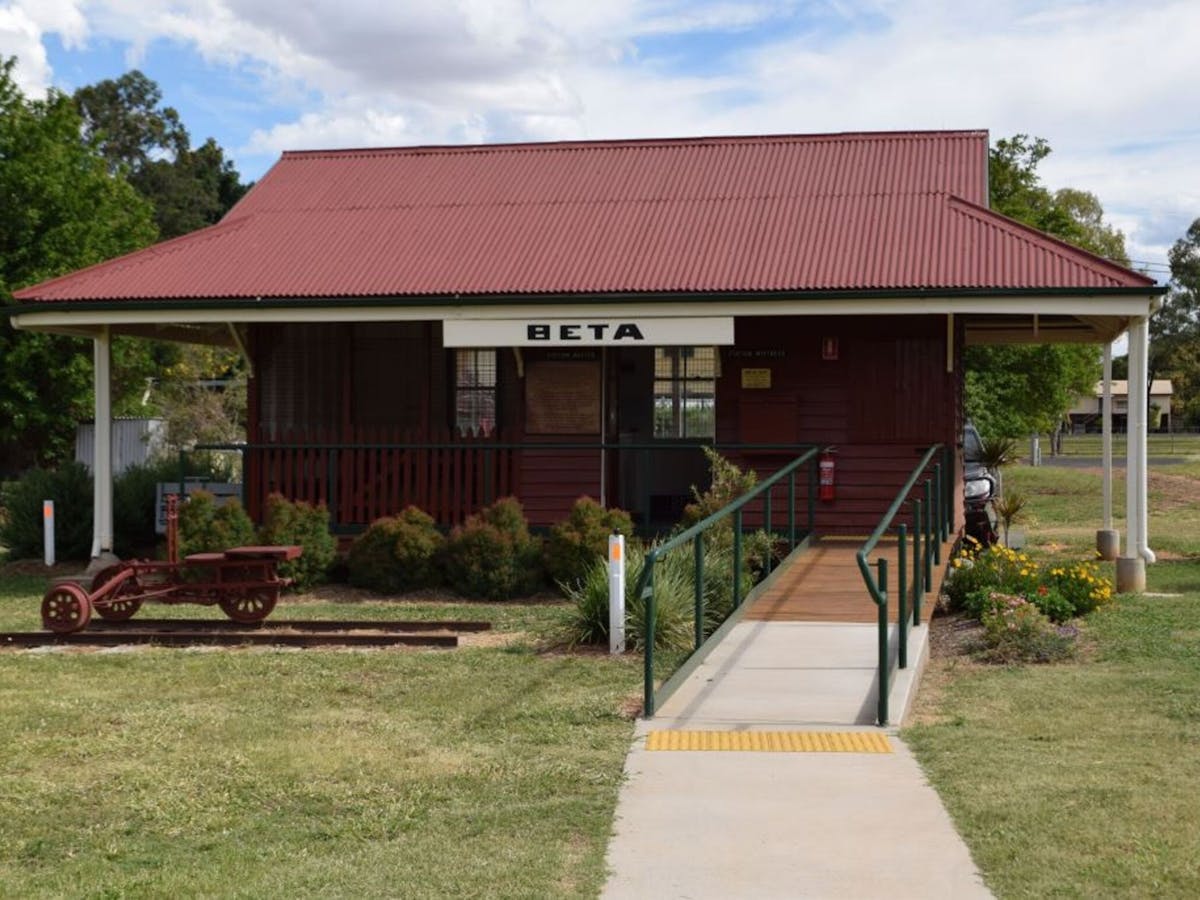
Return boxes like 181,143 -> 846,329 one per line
1152,219 -> 1200,425
967,135 -> 1128,440
0,58 -> 158,472
74,71 -> 248,239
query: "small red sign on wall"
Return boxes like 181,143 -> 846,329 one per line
822,336 -> 839,361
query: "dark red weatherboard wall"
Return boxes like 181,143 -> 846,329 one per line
718,315 -> 962,535
246,314 -> 961,534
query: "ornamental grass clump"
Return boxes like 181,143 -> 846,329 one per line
558,542 -> 693,652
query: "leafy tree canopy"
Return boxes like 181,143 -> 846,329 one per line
2,60 -> 251,473
967,134 -> 1128,439
1154,218 -> 1200,425
74,70 -> 248,239
0,57 -> 159,471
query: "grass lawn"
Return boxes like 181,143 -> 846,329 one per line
0,570 -> 641,898
1043,432 -> 1200,457
906,463 -> 1200,898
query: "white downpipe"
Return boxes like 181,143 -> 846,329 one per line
1132,318 -> 1156,563
92,326 -> 114,558
1102,344 -> 1113,530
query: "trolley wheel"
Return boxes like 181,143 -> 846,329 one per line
219,587 -> 279,624
90,565 -> 143,622
42,583 -> 92,634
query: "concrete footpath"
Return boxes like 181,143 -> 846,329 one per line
601,619 -> 992,899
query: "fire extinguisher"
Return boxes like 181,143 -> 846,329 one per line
819,447 -> 836,502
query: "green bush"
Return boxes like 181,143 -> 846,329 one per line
178,490 -> 256,559
112,461 -> 165,557
944,543 -> 1039,611
680,447 -> 776,587
545,496 -> 635,589
257,493 -> 337,591
442,497 -> 543,600
348,507 -> 444,594
1042,561 -> 1114,616
0,463 -> 94,559
976,591 -> 1075,663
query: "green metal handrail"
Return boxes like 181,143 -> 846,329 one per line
856,444 -> 950,726
638,446 -> 820,717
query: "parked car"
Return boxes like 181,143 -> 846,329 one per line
963,422 -> 998,545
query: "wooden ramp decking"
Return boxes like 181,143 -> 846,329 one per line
746,535 -> 957,623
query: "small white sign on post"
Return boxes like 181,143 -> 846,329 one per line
608,533 -> 626,655
43,500 -> 55,567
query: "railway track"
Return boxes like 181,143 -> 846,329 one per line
0,618 -> 491,649
87,617 -> 492,633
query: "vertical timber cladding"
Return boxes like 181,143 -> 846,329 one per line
520,350 -> 603,524
720,315 -> 957,535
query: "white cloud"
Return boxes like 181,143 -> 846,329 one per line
7,0 -> 1200,271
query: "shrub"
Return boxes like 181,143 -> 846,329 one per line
944,542 -> 1041,611
442,497 -> 543,599
681,447 -> 776,578
257,493 -> 337,591
0,463 -> 94,560
1043,561 -> 1114,617
112,461 -> 167,557
178,490 -> 255,558
545,496 -> 635,589
348,507 -> 444,594
976,591 -> 1075,663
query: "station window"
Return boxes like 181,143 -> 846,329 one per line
455,349 -> 497,435
653,347 -> 716,438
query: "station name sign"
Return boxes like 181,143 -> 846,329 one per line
443,317 -> 734,347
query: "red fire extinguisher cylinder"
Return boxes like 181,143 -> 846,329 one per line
819,449 -> 836,502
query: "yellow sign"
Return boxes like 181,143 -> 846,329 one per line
741,367 -> 772,389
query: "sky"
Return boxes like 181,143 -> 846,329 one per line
2,0 -> 1197,283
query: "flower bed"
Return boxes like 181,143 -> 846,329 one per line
942,538 -> 1114,662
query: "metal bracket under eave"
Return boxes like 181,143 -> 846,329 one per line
227,323 -> 253,378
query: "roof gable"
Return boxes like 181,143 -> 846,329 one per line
14,130 -> 1156,303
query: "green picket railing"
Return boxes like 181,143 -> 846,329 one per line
638,446 -> 821,717
855,444 -> 953,726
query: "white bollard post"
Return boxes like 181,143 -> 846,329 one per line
43,500 -> 55,567
608,533 -> 626,654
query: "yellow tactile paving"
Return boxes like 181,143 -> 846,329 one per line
645,730 -> 892,753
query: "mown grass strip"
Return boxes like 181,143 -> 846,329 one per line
0,575 -> 641,898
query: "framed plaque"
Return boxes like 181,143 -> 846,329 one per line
525,360 -> 601,434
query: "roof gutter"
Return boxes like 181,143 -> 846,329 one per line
2,284 -> 1168,318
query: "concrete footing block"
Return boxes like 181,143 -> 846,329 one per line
1115,556 -> 1145,594
1096,529 -> 1120,561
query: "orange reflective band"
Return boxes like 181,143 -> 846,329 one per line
610,543 -> 622,561
43,503 -> 53,518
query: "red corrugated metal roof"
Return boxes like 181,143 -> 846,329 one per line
14,130 -> 1155,303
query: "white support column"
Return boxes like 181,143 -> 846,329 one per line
1097,344 -> 1118,559
91,326 -> 115,561
1117,317 -> 1151,591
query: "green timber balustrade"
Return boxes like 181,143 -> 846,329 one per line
855,444 -> 954,726
638,447 -> 821,718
